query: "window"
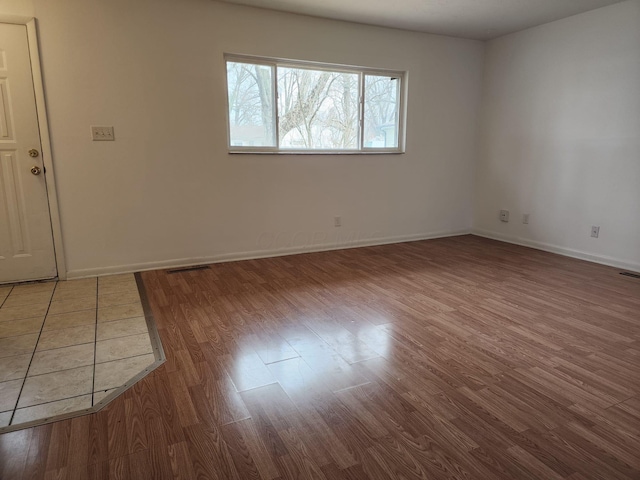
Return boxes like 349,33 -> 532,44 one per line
225,55 -> 405,154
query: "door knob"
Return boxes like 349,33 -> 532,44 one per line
28,149 -> 39,157
30,166 -> 41,175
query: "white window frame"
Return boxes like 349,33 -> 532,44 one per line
224,54 -> 407,155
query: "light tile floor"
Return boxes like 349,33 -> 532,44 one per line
0,274 -> 158,430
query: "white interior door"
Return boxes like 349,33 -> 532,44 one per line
0,23 -> 56,284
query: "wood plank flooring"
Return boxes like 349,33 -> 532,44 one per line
1,235 -> 639,479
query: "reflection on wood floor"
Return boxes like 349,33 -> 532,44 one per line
1,234 -> 639,479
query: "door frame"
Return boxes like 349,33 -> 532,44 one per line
0,15 -> 66,280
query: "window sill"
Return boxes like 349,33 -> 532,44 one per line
228,149 -> 405,155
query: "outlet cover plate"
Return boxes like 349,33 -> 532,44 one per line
91,126 -> 115,141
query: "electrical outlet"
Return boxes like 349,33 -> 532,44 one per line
500,210 -> 509,222
522,213 -> 530,224
591,226 -> 600,238
91,126 -> 115,141
334,216 -> 342,227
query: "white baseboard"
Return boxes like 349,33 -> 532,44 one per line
472,229 -> 640,273
66,229 -> 471,279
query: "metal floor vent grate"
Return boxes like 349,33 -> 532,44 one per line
167,265 -> 210,274
620,272 -> 640,279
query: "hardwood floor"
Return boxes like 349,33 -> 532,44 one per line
1,235 -> 639,479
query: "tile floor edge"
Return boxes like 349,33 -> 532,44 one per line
0,273 -> 166,434
135,272 -> 166,364
0,359 -> 166,433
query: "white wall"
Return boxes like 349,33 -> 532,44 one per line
32,0 -> 484,277
474,0 -> 640,271
0,0 -> 34,17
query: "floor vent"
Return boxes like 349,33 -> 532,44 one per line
620,272 -> 640,279
167,265 -> 210,274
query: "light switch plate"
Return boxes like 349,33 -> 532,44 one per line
91,126 -> 115,141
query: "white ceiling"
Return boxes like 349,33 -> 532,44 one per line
218,0 -> 626,40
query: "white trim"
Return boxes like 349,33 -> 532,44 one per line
228,149 -> 404,155
225,53 -> 406,77
225,53 -> 406,154
25,19 -> 67,280
0,14 -> 32,25
272,62 -> 279,148
396,71 -> 407,152
358,72 -> 364,150
473,229 -> 640,273
66,229 -> 471,278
